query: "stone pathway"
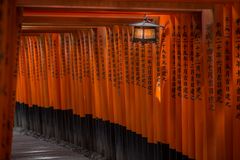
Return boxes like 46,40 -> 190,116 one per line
11,129 -> 90,160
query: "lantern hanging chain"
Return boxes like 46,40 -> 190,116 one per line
143,13 -> 165,29
143,13 -> 152,23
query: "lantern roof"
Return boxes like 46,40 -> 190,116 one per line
130,20 -> 159,27
130,16 -> 164,28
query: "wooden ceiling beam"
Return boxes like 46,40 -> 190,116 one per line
23,11 -> 151,19
23,9 -> 200,18
17,0 -> 217,11
22,16 -> 143,27
18,0 -> 215,32
21,26 -> 94,33
21,7 -> 201,28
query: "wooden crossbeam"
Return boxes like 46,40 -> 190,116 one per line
18,0 -> 215,32
17,0 -> 217,11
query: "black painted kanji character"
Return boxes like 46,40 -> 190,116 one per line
237,104 -> 240,110
236,18 -> 240,26
236,113 -> 240,120
225,27 -> 230,33
216,30 -> 222,37
216,22 -> 221,28
236,28 -> 240,35
225,17 -> 229,21
236,44 -> 240,50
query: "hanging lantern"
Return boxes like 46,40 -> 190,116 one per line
131,16 -> 163,43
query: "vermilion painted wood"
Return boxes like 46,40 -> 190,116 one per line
16,0 -> 232,9
0,1 -> 19,160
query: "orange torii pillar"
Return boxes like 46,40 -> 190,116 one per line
0,1 -> 19,160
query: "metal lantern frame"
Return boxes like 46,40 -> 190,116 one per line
130,16 -> 164,43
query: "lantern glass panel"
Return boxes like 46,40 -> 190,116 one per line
144,28 -> 155,39
134,27 -> 144,39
